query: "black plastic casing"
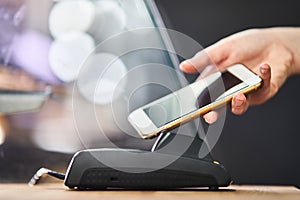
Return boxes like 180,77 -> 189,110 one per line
64,133 -> 231,190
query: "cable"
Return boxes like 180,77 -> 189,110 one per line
28,167 -> 65,186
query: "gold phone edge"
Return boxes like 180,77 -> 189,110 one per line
142,81 -> 262,140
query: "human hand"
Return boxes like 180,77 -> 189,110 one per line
180,28 -> 300,123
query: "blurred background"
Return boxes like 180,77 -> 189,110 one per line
0,0 -> 299,188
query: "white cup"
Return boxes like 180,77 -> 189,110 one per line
49,31 -> 95,82
49,0 -> 96,38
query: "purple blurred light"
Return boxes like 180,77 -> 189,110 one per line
11,29 -> 60,84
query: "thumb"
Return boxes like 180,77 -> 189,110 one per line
180,40 -> 231,73
180,51 -> 211,73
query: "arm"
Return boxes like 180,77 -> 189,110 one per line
180,27 -> 300,123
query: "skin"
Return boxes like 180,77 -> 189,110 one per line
180,27 -> 300,123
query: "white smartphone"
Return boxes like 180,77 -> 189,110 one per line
128,64 -> 262,139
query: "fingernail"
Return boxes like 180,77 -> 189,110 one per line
260,67 -> 269,74
234,96 -> 244,107
204,112 -> 218,124
179,61 -> 188,69
204,117 -> 216,124
260,63 -> 270,74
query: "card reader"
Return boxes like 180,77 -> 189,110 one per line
63,133 -> 231,190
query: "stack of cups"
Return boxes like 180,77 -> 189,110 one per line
48,0 -> 97,83
48,0 -> 130,105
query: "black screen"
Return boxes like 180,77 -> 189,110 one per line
144,71 -> 243,127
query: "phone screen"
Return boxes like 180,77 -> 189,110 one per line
143,71 -> 243,127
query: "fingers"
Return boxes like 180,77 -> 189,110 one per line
230,63 -> 271,114
180,41 -> 231,74
230,63 -> 271,116
194,61 -> 272,123
259,63 -> 271,89
203,111 -> 219,124
247,63 -> 272,105
231,93 -> 248,115
204,93 -> 248,124
180,51 -> 211,73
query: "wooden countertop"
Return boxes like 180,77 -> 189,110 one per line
0,183 -> 299,200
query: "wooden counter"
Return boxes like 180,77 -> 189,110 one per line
0,183 -> 299,200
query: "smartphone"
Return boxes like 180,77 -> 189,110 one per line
128,64 -> 262,139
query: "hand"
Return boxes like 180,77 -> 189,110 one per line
180,28 -> 300,123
